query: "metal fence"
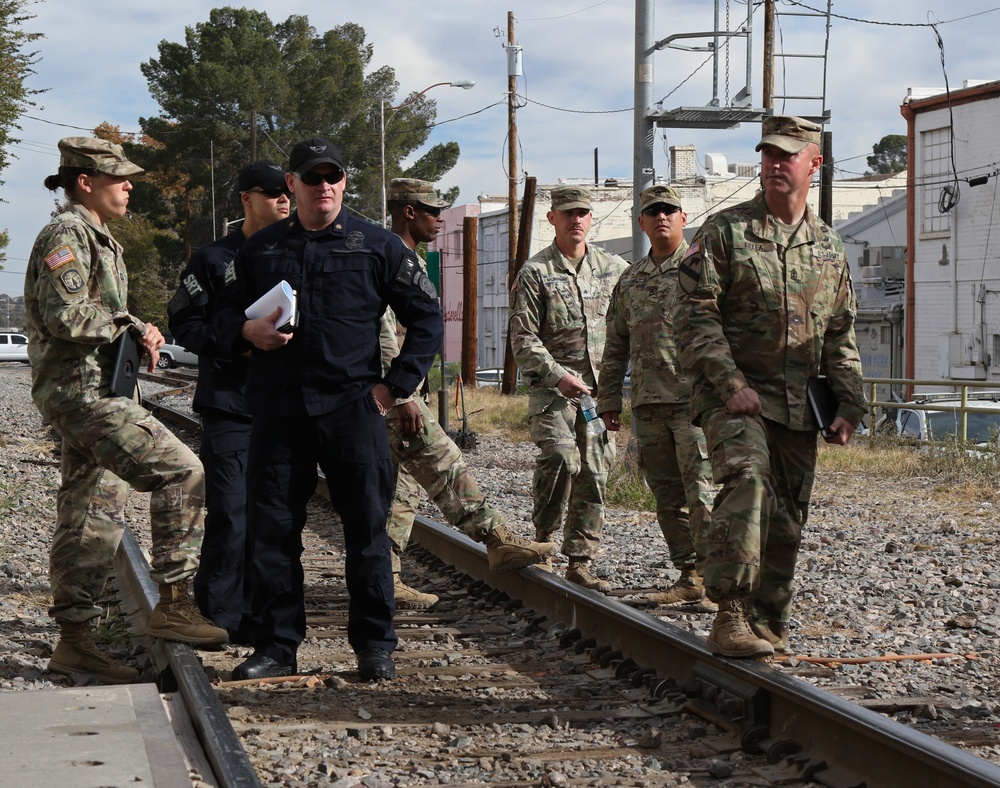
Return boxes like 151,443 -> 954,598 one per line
865,377 -> 1000,443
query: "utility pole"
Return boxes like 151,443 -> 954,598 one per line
249,108 -> 257,160
763,0 -> 775,111
632,0 -> 655,261
502,11 -> 523,394
462,216 -> 478,387
502,176 -> 535,395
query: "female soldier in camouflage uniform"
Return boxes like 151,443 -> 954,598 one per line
24,137 -> 228,684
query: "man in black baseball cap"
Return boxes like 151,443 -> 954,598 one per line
167,160 -> 291,644
214,138 -> 443,684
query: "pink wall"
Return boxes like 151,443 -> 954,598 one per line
429,203 -> 480,365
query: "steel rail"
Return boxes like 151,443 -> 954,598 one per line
146,397 -> 1000,786
114,527 -> 262,788
409,514 -> 1000,788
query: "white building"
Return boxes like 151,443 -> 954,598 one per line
902,79 -> 1000,387
431,145 -> 908,371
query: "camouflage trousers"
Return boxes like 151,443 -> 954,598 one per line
632,403 -> 717,571
46,398 -> 205,623
385,397 -> 501,573
699,408 -> 817,624
528,396 -> 616,561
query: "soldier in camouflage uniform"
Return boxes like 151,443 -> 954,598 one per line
598,185 -> 717,606
24,137 -> 228,684
383,179 -> 555,608
674,117 -> 866,658
509,185 -> 629,592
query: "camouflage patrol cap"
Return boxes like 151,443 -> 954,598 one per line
639,184 -> 682,212
550,185 -> 592,211
386,178 -> 448,208
755,115 -> 822,154
58,137 -> 143,176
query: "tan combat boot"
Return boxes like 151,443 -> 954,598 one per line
566,560 -> 611,593
751,619 -> 790,654
482,524 -> 557,573
648,566 -> 710,605
394,574 -> 439,609
147,583 -> 229,648
48,620 -> 139,684
706,598 -> 774,658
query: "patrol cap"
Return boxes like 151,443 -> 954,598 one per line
237,160 -> 287,193
288,137 -> 344,174
639,184 -> 682,212
387,178 -> 448,208
58,137 -> 143,177
550,185 -> 591,211
755,115 -> 822,154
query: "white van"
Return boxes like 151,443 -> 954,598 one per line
0,333 -> 29,363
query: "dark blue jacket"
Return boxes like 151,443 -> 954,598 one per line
167,230 -> 249,416
214,209 -> 443,418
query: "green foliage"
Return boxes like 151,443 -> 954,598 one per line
108,212 -> 177,330
0,1 -> 43,265
865,134 -> 907,175
137,7 -> 460,244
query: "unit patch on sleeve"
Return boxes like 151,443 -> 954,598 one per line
677,240 -> 703,294
59,268 -> 86,293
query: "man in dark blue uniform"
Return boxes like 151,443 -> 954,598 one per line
167,161 -> 290,642
214,138 -> 443,682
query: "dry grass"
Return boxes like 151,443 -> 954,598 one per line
456,386 -> 1000,509
453,385 -> 531,442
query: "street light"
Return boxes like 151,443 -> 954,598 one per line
380,79 -> 475,226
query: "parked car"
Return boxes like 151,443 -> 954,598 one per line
475,368 -> 505,388
889,393 -> 1000,445
0,332 -> 29,363
157,342 -> 198,369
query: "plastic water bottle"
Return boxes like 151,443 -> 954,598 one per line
580,394 -> 606,437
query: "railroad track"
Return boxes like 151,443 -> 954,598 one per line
128,395 -> 1000,787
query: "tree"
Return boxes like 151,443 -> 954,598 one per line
866,134 -> 907,176
0,1 -> 43,265
137,7 -> 461,254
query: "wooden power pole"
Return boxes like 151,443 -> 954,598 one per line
462,216 -> 478,386
502,175 -> 536,395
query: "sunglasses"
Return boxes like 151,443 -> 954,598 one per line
294,167 -> 345,186
416,204 -> 443,218
641,204 -> 681,217
245,187 -> 289,199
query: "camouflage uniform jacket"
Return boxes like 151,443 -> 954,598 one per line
509,241 -> 628,412
675,192 -> 865,430
24,204 -> 145,420
598,242 -> 692,415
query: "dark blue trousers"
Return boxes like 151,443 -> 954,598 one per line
193,409 -> 253,631
245,396 -> 397,662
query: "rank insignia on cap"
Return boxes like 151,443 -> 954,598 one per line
678,240 -> 702,294
45,246 -> 75,270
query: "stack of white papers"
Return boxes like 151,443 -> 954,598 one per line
245,280 -> 297,332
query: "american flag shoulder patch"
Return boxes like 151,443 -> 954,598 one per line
45,246 -> 76,270
681,240 -> 699,260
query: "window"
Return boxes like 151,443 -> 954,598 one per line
0,336 -> 8,345
11,335 -> 25,345
921,128 -> 952,235
994,334 -> 1000,367
881,325 -> 892,346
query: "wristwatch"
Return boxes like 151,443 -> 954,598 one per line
388,384 -> 410,400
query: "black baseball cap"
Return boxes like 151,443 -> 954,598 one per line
237,161 -> 287,193
288,137 -> 344,175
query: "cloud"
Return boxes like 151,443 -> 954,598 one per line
3,0 -> 999,296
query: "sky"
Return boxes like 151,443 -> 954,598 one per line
2,0 -> 999,296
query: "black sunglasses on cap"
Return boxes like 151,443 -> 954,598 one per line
244,186 -> 289,199
416,204 -> 443,218
641,204 -> 681,217
294,167 -> 345,186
